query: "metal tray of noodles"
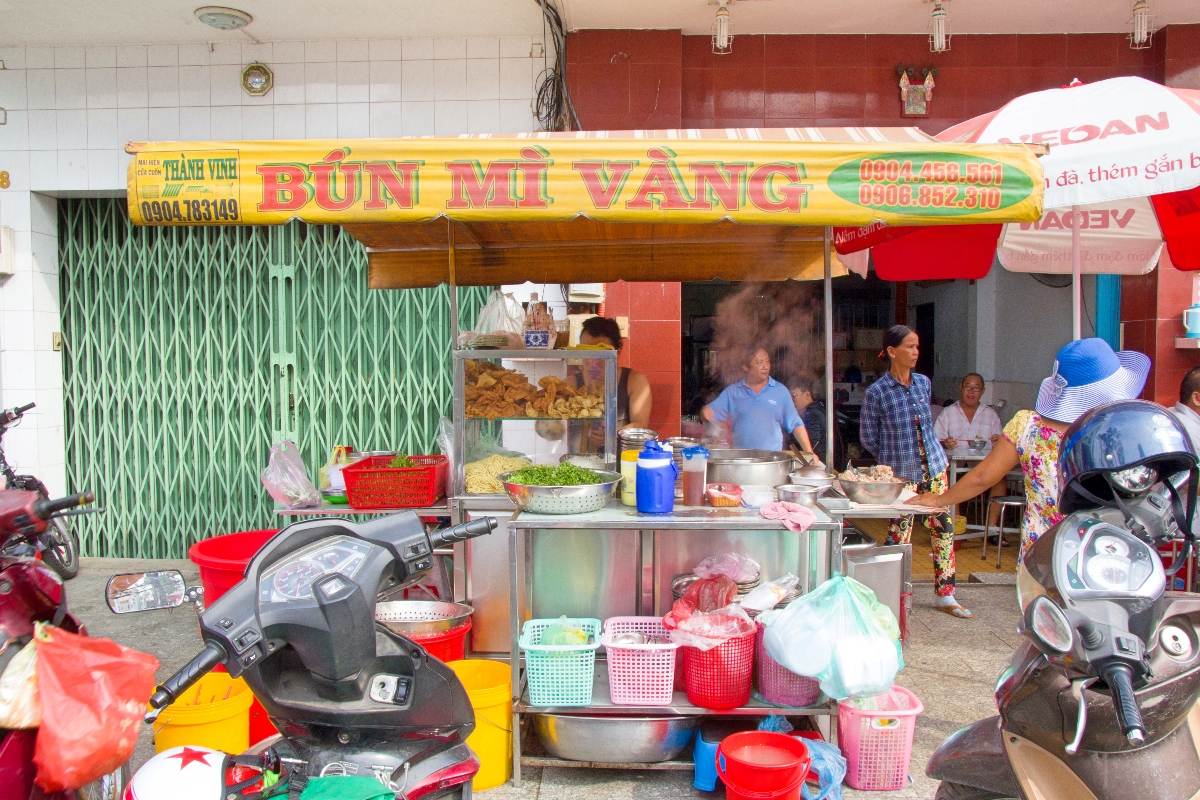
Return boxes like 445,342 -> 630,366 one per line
375,601 -> 474,634
499,470 -> 622,515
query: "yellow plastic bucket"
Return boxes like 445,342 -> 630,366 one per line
153,673 -> 254,754
448,660 -> 512,791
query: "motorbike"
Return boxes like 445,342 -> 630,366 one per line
0,404 -> 81,579
108,511 -> 498,800
0,488 -> 128,800
928,400 -> 1200,800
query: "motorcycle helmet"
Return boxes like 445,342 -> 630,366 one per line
125,746 -> 226,800
1058,400 -> 1196,516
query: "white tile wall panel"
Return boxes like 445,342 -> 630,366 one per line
0,69 -> 29,109
147,44 -> 179,67
54,47 -> 84,69
0,46 -> 28,70
434,38 -> 467,60
467,38 -> 500,59
337,103 -> 370,138
116,67 -> 148,108
0,113 -> 30,152
178,43 -> 210,66
466,58 -> 500,101
116,45 -> 147,68
402,60 -> 435,102
305,104 -> 337,138
26,70 -> 56,110
56,151 -> 87,190
336,40 -> 369,62
178,106 -> 211,140
403,38 -> 434,60
272,62 -> 305,105
30,230 -> 56,276
305,62 -> 337,104
209,42 -> 242,66
369,40 -> 403,61
336,61 -> 370,103
85,109 -> 117,149
178,65 -> 210,107
87,149 -> 118,189
467,99 -> 501,134
54,69 -> 86,109
210,105 -> 242,139
83,46 -> 116,69
27,111 -> 57,150
25,48 -> 54,69
2,311 -> 36,352
209,64 -> 243,106
273,104 -> 305,138
272,41 -> 305,64
117,108 -> 149,143
35,351 -> 63,391
85,67 -> 117,109
28,152 -> 56,188
434,100 -> 467,135
500,58 -> 534,100
148,66 -> 179,108
241,42 -> 273,65
2,352 -> 36,391
147,107 -> 180,141
434,59 -> 467,101
500,36 -> 535,59
0,154 -> 29,191
0,272 -> 33,313
56,110 -> 87,149
32,383 -> 64,427
369,102 -> 403,137
401,101 -> 435,136
242,105 -> 273,140
30,194 -> 56,237
305,40 -> 337,63
369,61 -> 402,103
500,98 -> 537,133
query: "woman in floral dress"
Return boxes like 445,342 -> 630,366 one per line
911,338 -> 1149,562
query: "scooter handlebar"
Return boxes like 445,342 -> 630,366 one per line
1102,662 -> 1145,744
429,517 -> 497,547
147,641 -> 227,715
33,492 -> 94,520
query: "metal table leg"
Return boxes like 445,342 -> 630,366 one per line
509,521 -> 521,788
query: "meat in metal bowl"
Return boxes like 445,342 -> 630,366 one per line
498,470 -> 622,515
837,479 -> 906,505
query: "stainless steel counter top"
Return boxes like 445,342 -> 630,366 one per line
510,501 -> 837,530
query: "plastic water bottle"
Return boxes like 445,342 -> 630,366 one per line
636,441 -> 677,513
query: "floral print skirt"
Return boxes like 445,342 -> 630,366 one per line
886,468 -> 956,597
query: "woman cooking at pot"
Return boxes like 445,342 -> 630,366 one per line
701,347 -> 821,462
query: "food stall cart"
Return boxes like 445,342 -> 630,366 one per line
124,127 -> 1045,778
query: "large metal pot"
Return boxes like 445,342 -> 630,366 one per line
533,715 -> 698,762
706,449 -> 794,488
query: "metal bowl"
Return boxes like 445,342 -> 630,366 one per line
788,471 -> 835,491
375,601 -> 474,634
498,470 -> 622,515
533,715 -> 698,763
838,479 -> 906,505
774,484 -> 824,507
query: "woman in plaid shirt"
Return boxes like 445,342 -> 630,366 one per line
860,325 -> 969,619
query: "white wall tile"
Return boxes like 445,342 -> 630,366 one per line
209,42 -> 242,66
370,40 -> 403,61
57,150 -> 87,190
148,107 -> 179,140
88,148 -> 118,189
29,195 -> 55,237
500,98 -> 536,133
305,62 -> 336,104
242,105 -> 273,139
466,58 -> 500,101
368,60 -> 402,103
305,105 -> 337,138
0,200 -> 31,237
337,103 -> 369,138
32,382 -> 64,425
336,40 -> 369,62
0,110 -> 29,151
1,352 -> 35,391
210,64 -> 243,106
27,110 -> 56,150
179,106 -> 211,140
178,43 -> 209,66
271,62 -> 304,104
25,47 -> 54,69
273,41 -> 305,64
86,108 -> 116,149
500,36 -> 535,59
402,102 -> 435,136
83,46 -> 115,70
85,67 -> 117,108
305,41 -> 336,63
273,104 -> 305,138
179,65 -> 210,106
30,229 -> 53,275
34,352 -> 62,390
2,311 -> 35,351
467,38 -> 500,59
0,47 -> 28,70
56,110 -> 87,149
54,69 -> 86,109
0,268 -> 32,312
434,38 -> 467,60
337,60 -> 369,103
210,105 -> 242,139
28,152 -> 56,188
54,47 -> 84,69
148,65 -> 179,107
402,60 -> 434,102
117,107 -> 149,143
434,60 -> 466,101
116,45 -> 147,68
434,100 -> 467,135
26,70 -> 55,110
116,67 -> 148,108
467,99 -> 500,133
0,153 -> 29,191
500,58 -> 534,100
0,69 -> 28,110
369,102 -> 402,137
147,44 -> 178,67
243,90 -> 271,108
242,42 -> 273,64
403,39 -> 434,61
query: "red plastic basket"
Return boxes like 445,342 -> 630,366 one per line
342,455 -> 448,509
682,623 -> 756,709
755,623 -> 820,707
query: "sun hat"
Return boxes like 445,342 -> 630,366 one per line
1035,338 -> 1150,423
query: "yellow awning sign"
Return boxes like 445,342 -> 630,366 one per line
127,138 -> 1043,227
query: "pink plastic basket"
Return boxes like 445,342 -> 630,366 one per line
755,623 -> 820,707
837,686 -> 924,791
602,617 -> 679,706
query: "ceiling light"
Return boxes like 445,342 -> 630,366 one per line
1129,0 -> 1154,49
929,0 -> 951,53
712,0 -> 734,55
242,63 -> 273,96
195,6 -> 253,30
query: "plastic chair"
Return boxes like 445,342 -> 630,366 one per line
983,496 -> 1026,568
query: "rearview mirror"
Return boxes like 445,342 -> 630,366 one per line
106,571 -> 187,614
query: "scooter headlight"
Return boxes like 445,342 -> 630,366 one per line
1026,595 -> 1074,654
1110,465 -> 1158,493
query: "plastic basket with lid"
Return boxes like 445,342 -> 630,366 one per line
602,617 -> 679,706
519,618 -> 602,706
838,686 -> 924,790
342,455 -> 448,509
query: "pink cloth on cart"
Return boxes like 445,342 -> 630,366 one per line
759,501 -> 817,533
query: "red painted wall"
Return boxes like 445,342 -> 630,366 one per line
603,281 -> 683,438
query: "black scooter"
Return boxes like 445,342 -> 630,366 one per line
107,512 -> 497,800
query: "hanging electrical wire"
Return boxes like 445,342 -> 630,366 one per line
534,0 -> 580,131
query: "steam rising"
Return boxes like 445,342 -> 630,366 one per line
709,282 -> 822,388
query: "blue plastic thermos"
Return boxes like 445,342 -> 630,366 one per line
636,440 -> 678,513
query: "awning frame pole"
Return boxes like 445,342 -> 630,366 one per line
448,219 -> 460,347
1071,204 -> 1082,341
824,226 -> 835,468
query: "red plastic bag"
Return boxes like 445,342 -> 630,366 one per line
663,575 -> 738,629
33,623 -> 160,792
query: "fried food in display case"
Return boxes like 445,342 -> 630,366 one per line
463,360 -> 605,421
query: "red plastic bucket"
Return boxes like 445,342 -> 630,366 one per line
408,620 -> 472,663
189,529 -> 279,602
716,732 -> 810,800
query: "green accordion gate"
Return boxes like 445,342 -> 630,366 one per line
59,199 -> 487,558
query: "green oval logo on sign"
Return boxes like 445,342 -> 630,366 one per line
829,151 -> 1034,217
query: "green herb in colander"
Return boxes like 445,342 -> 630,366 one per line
388,454 -> 414,468
506,462 -> 604,486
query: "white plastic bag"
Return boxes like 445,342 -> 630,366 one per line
693,552 -> 760,583
475,291 -> 525,336
0,639 -> 40,729
741,574 -> 799,612
668,604 -> 755,651
260,440 -> 320,508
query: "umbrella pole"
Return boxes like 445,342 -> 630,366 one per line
824,226 -> 835,468
1071,204 -> 1082,341
448,219 -> 460,346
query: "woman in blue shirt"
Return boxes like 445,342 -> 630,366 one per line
861,325 -> 968,619
703,347 -> 820,458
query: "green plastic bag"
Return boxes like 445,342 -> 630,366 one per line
300,776 -> 394,800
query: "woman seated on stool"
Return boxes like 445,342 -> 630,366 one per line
934,373 -> 1007,533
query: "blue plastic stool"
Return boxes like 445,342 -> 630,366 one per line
693,719 -> 760,791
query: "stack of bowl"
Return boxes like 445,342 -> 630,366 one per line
617,427 -> 658,457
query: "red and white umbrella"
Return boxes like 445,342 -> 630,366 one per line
836,77 -> 1200,338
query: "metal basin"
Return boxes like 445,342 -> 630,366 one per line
499,470 -> 621,515
838,479 -> 906,505
788,471 -> 834,491
774,484 -> 825,507
706,449 -> 794,489
533,715 -> 698,763
375,601 -> 473,634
